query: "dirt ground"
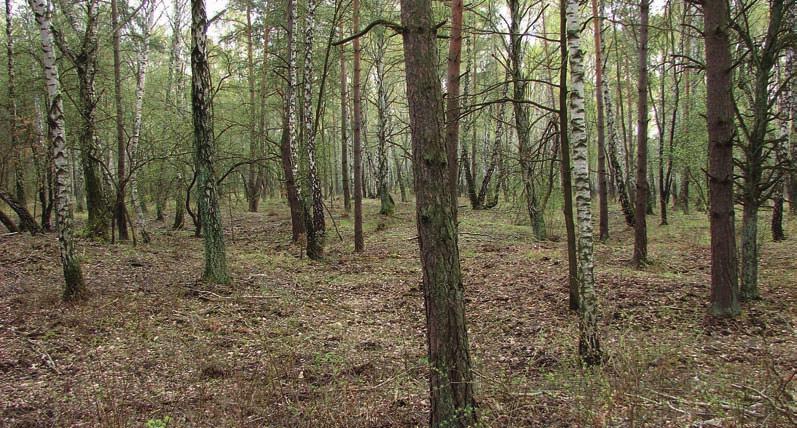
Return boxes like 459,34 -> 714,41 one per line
1,199 -> 795,427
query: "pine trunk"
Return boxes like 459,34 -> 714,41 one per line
704,0 -> 740,316
352,0 -> 364,252
400,0 -> 478,423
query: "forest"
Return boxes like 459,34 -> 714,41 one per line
0,0 -> 796,425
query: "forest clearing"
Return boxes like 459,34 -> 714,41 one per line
2,200 -> 796,426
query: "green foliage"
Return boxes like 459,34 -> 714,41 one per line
145,416 -> 172,428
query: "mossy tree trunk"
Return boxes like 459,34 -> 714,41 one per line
191,0 -> 229,283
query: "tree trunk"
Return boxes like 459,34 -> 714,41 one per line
399,0 -> 478,423
591,0 -> 608,241
111,0 -> 129,241
567,0 -> 602,365
55,0 -> 109,239
510,0 -> 546,241
245,3 -> 260,212
129,3 -> 154,244
6,0 -> 25,209
30,0 -> 86,299
191,0 -> 229,283
374,35 -> 395,216
704,0 -> 740,316
445,0 -> 464,198
0,190 -> 41,234
786,44 -> 797,215
302,0 -> 326,259
0,209 -> 18,232
32,96 -> 53,231
632,0 -> 649,267
560,0 -> 579,310
352,0 -> 364,252
340,25 -> 351,213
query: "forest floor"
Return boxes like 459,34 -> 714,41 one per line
1,198 -> 796,427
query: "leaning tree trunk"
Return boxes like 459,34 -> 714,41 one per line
632,0 -> 649,267
129,3 -> 155,244
30,0 -> 86,299
0,190 -> 41,234
302,0 -> 326,259
0,209 -> 17,232
191,0 -> 229,283
567,0 -> 602,365
704,0 -> 740,316
400,0 -> 478,424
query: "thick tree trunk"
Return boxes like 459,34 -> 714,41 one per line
632,0 -> 649,267
704,0 -> 740,316
399,0 -> 478,424
567,0 -> 602,365
352,0 -> 364,252
30,0 -> 86,299
191,0 -> 229,283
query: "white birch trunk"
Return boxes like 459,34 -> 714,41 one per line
567,0 -> 601,364
302,0 -> 325,258
130,4 -> 155,244
29,0 -> 86,298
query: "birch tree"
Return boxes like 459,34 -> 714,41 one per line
129,0 -> 156,244
29,0 -> 86,299
302,0 -> 326,259
566,0 -> 601,364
